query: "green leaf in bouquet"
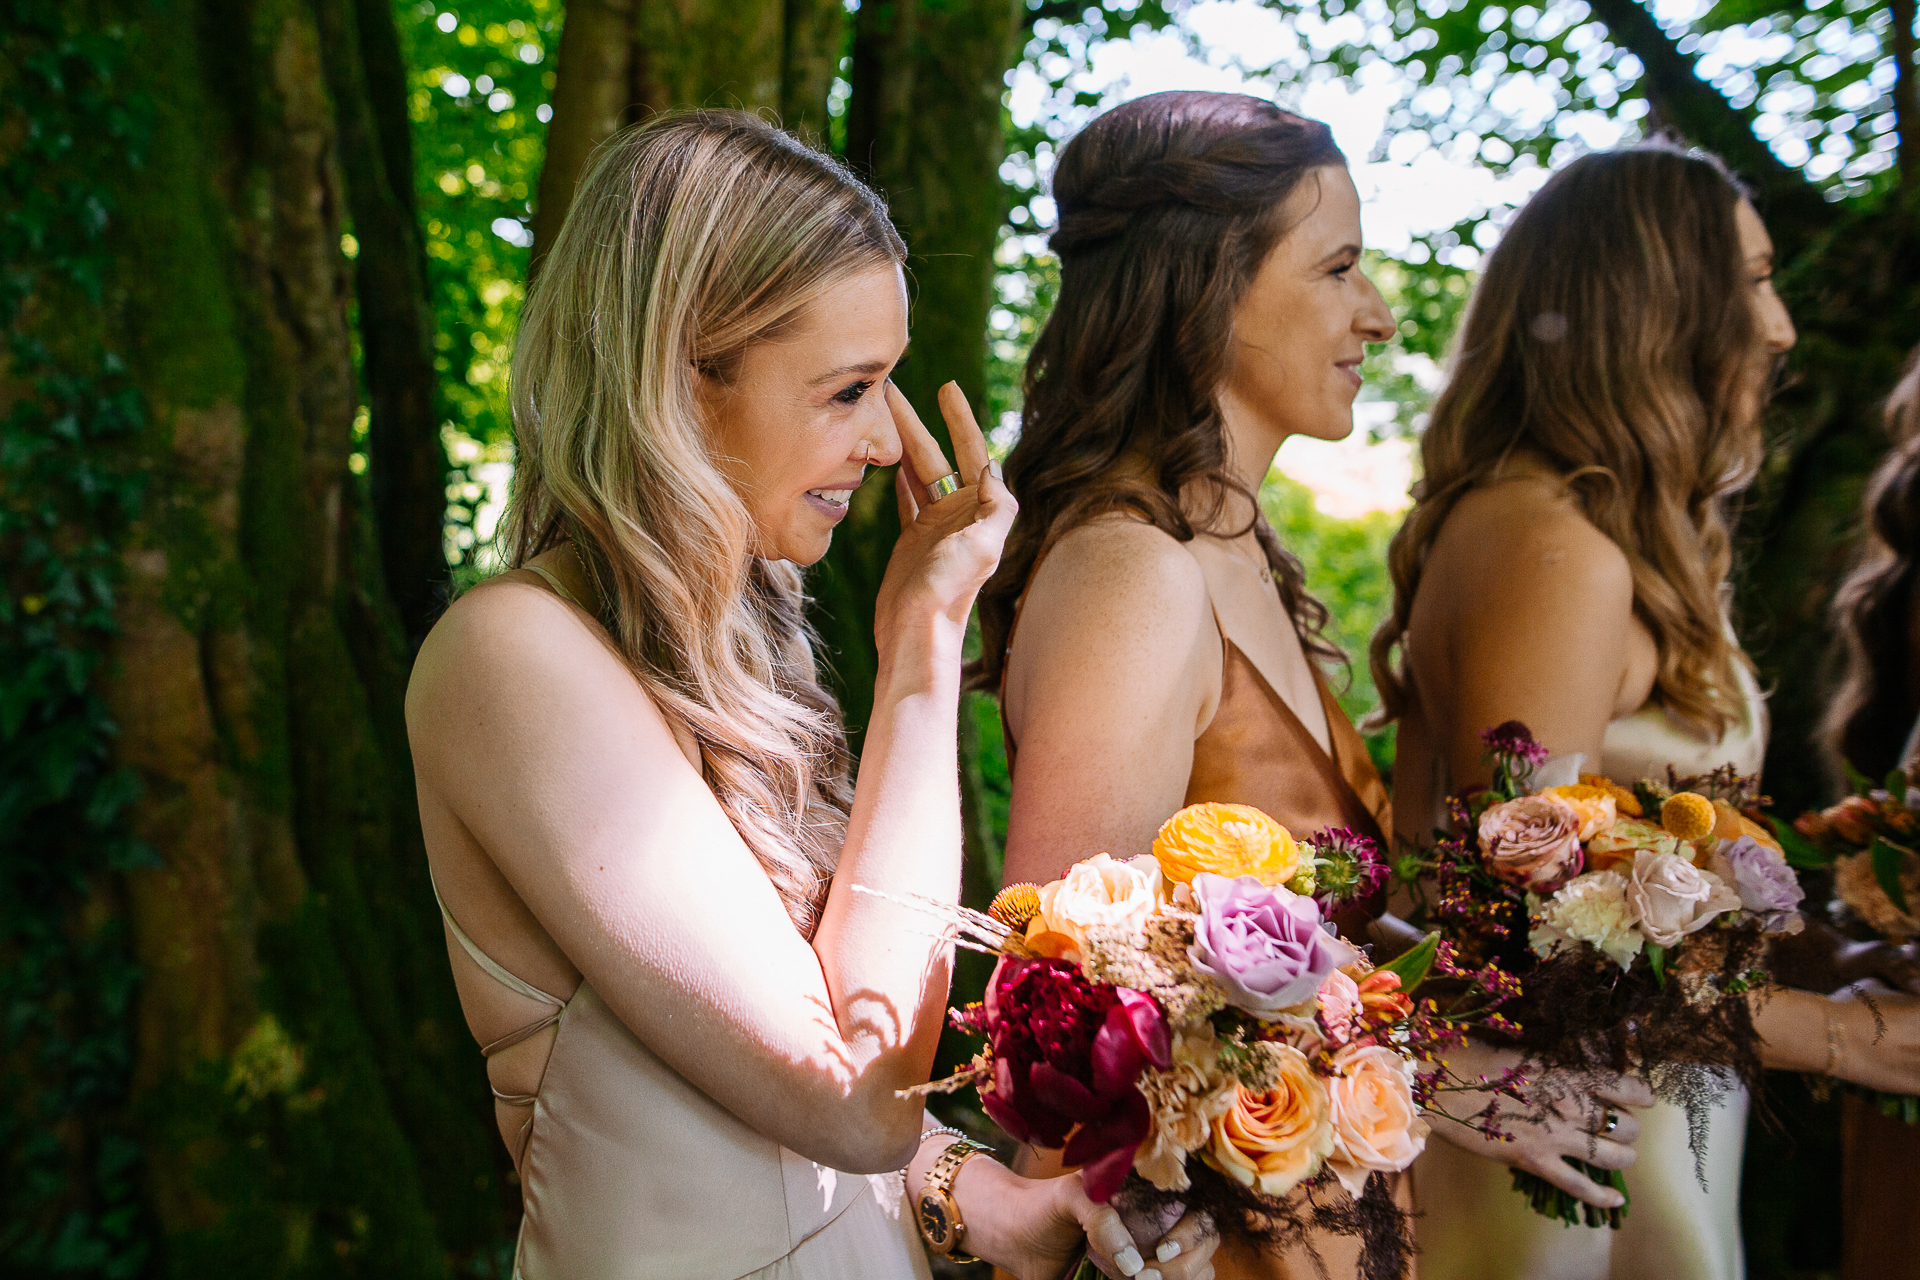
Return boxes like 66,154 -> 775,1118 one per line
1767,815 -> 1829,871
1889,768 -> 1912,798
1377,930 -> 1441,993
1845,759 -> 1877,798
1869,837 -> 1914,916
1645,942 -> 1666,989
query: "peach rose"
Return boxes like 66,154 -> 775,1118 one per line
1478,796 -> 1585,892
1024,853 -> 1160,961
1154,802 -> 1302,888
1540,784 -> 1621,841
1324,1044 -> 1430,1196
1584,816 -> 1684,873
1203,1046 -> 1334,1197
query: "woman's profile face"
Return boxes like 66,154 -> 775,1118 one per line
1217,165 -> 1396,449
1734,197 -> 1796,358
701,263 -> 910,565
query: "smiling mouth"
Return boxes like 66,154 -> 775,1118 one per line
807,489 -> 854,509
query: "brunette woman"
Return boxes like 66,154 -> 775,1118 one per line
1371,143 -> 1920,1280
1821,347 -> 1920,1280
405,113 -> 1218,1279
979,90 -> 1414,1279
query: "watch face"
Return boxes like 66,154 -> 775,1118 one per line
916,1191 -> 959,1253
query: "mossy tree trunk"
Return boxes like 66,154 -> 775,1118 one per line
0,1 -> 512,1273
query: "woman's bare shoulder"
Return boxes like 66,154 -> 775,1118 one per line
1428,475 -> 1633,600
1029,515 -> 1211,615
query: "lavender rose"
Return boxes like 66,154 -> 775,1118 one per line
1186,873 -> 1360,1015
1707,836 -> 1806,933
1478,796 -> 1585,893
1625,849 -> 1742,947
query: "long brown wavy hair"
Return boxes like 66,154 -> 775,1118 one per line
1820,347 -> 1920,779
973,92 -> 1349,691
505,112 -> 903,937
1370,143 -> 1773,738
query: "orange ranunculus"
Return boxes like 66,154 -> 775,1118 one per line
1023,853 -> 1160,961
1579,773 -> 1643,818
1203,1047 -> 1334,1198
1705,799 -> 1783,855
1153,802 -> 1301,887
1584,817 -> 1682,873
1539,784 -> 1620,841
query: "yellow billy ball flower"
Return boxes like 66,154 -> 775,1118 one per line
1660,791 -> 1717,842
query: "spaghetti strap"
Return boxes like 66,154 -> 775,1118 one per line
428,870 -> 569,1016
523,562 -> 586,610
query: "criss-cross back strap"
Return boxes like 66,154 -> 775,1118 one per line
429,871 -> 567,1102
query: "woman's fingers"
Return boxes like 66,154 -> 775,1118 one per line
1147,1210 -> 1218,1280
1553,1133 -> 1637,1172
1076,1201 -> 1147,1277
1524,1150 -> 1627,1208
1593,1073 -> 1657,1110
885,382 -> 956,500
893,466 -> 920,528
938,380 -> 991,483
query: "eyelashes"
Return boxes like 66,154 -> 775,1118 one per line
832,379 -> 875,406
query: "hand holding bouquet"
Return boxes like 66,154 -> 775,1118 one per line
895,803 -> 1507,1278
1396,723 -> 1804,1226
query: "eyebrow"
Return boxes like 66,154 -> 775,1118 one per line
1316,244 -> 1363,267
1746,251 -> 1775,270
808,359 -> 894,386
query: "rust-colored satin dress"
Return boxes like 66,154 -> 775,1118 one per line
1001,564 -> 1412,1280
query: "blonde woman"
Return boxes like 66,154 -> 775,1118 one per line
406,113 -> 1217,1279
1371,143 -> 1920,1280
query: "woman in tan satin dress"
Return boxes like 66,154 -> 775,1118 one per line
405,113 -> 1219,1280
974,91 -> 1413,1279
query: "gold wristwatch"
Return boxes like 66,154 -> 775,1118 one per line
915,1136 -> 993,1261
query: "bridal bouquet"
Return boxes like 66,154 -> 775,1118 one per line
1395,723 -> 1804,1227
901,803 -> 1511,1279
1786,765 -> 1920,1121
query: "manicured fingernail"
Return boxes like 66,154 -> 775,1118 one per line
989,460 -> 1003,480
1156,1240 -> 1183,1262
1115,1246 -> 1144,1276
1141,1270 -> 1163,1280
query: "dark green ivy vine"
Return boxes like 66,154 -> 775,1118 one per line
0,6 -> 157,1275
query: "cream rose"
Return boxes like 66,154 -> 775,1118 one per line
1024,853 -> 1160,962
1624,849 -> 1741,947
1203,1047 -> 1335,1197
1324,1044 -> 1429,1196
1529,871 -> 1643,969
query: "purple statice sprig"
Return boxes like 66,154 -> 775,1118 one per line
1480,720 -> 1549,800
1306,825 -> 1388,909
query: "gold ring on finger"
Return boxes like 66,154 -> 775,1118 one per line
1601,1108 -> 1621,1135
926,472 -> 963,503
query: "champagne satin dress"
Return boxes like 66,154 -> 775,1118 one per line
1412,662 -> 1768,1280
436,566 -> 931,1280
1001,541 -> 1408,1280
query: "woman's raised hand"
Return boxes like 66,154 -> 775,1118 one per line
874,381 -> 1016,646
1427,1041 -> 1651,1209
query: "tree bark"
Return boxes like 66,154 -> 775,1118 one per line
313,0 -> 451,650
31,0 -> 513,1269
529,0 -> 638,268
1891,0 -> 1918,194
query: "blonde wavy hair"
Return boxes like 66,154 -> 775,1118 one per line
505,111 -> 905,937
1370,143 -> 1773,738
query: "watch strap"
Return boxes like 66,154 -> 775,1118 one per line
918,1137 -> 992,1261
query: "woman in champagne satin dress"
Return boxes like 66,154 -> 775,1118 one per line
405,112 -> 1217,1280
1372,143 -> 1920,1280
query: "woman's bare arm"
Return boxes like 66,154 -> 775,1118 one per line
1000,520 -> 1221,885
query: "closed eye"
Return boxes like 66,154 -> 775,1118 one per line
832,379 -> 875,406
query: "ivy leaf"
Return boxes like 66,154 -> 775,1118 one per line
1767,815 -> 1828,871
